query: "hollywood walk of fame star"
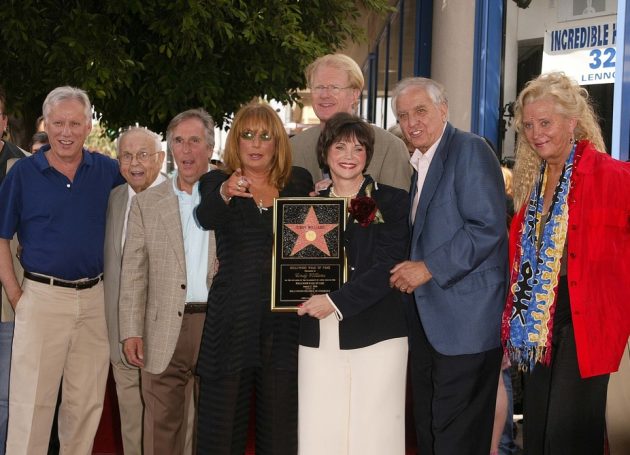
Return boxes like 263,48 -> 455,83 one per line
285,206 -> 338,256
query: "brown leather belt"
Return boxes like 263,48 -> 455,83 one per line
24,271 -> 103,290
184,302 -> 208,314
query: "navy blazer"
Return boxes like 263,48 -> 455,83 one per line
410,123 -> 508,356
299,176 -> 409,350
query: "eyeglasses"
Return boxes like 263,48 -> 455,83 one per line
240,130 -> 272,141
119,151 -> 159,163
311,85 -> 353,95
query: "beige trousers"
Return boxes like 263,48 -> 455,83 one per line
298,315 -> 408,455
606,340 -> 630,455
6,279 -> 109,455
111,360 -> 143,455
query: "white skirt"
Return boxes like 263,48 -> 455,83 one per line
298,314 -> 408,455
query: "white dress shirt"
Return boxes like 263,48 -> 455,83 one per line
121,173 -> 167,250
409,124 -> 447,223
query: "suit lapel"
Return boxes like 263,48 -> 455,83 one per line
159,183 -> 186,274
409,170 -> 418,230
111,186 -> 129,260
411,124 -> 452,241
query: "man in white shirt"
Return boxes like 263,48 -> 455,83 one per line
103,127 -> 165,455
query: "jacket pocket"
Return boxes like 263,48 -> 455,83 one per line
453,266 -> 505,295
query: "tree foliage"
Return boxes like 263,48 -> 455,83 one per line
1,0 -> 391,139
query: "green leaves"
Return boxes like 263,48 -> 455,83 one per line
0,0 -> 390,136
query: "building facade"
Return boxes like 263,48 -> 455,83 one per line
290,0 -> 630,161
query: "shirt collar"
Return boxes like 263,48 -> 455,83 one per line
34,146 -> 93,173
409,122 -> 447,170
171,170 -> 200,199
127,172 -> 167,197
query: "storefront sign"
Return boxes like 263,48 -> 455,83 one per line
542,17 -> 617,85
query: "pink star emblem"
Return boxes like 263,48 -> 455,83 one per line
285,206 -> 338,256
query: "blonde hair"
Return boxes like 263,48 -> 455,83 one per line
501,166 -> 513,198
305,54 -> 364,91
222,102 -> 292,189
512,72 -> 606,209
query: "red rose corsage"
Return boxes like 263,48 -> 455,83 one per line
348,182 -> 384,227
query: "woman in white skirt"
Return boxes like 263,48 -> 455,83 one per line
297,112 -> 409,455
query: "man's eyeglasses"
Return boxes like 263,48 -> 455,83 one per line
311,85 -> 353,95
240,130 -> 272,141
119,151 -> 159,163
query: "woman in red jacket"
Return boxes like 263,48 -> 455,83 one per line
503,72 -> 630,454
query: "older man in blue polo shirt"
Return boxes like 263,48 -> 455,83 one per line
0,86 -> 124,455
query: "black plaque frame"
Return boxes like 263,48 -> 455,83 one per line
271,197 -> 347,312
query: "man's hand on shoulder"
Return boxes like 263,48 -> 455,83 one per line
123,337 -> 145,368
390,260 -> 432,294
310,178 -> 332,196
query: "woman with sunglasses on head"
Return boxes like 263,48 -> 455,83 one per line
195,102 -> 312,455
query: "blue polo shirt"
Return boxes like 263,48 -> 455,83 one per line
0,146 -> 124,280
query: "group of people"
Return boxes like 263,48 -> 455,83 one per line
0,51 -> 628,455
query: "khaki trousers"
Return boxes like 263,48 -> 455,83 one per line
298,315 -> 408,455
6,279 -> 109,455
606,340 -> 630,455
141,312 -> 204,455
111,361 -> 143,455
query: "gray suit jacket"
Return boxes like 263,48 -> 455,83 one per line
118,178 -> 216,374
103,183 -> 131,364
290,123 -> 412,191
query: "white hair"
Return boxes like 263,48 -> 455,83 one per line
116,126 -> 163,153
390,77 -> 448,119
43,86 -> 92,123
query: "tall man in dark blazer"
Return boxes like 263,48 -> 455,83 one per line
389,77 -> 507,455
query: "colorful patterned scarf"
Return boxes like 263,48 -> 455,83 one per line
505,144 -> 576,371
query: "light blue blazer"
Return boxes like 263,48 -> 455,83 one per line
410,123 -> 508,356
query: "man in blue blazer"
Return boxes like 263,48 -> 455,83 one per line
389,77 -> 507,455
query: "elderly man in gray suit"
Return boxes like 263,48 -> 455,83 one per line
119,109 -> 216,455
104,126 -> 165,455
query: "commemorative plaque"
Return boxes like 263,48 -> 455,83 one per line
271,197 -> 347,312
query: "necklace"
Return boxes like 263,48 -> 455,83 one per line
329,178 -> 365,199
257,199 -> 268,214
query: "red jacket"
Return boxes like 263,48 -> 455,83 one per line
505,141 -> 630,378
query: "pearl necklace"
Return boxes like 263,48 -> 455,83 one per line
329,178 -> 365,198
